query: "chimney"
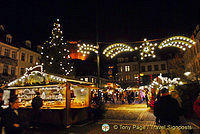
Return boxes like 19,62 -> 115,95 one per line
6,34 -> 12,44
0,25 -> 5,31
37,45 -> 42,52
25,40 -> 31,48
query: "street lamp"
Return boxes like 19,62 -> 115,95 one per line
184,72 -> 191,76
77,43 -> 100,96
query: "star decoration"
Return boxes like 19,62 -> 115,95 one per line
139,38 -> 157,60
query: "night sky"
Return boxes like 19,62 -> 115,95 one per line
0,0 -> 199,46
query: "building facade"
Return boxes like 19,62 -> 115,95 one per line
0,26 -> 41,84
77,75 -> 111,89
116,58 -> 168,88
184,25 -> 200,81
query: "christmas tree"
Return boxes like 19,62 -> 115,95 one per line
41,19 -> 74,76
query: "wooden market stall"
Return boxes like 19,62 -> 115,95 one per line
3,65 -> 95,126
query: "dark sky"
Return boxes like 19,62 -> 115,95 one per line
0,0 -> 199,46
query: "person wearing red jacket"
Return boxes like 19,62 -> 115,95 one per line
193,93 -> 200,119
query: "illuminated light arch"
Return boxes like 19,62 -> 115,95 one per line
77,43 -> 98,56
158,36 -> 196,51
103,43 -> 136,59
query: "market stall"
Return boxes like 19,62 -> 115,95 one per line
146,73 -> 182,109
3,65 -> 95,126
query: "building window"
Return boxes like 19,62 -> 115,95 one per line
12,51 -> 17,59
85,78 -> 88,82
148,65 -> 152,71
30,56 -> 33,63
126,75 -> 131,80
3,64 -> 9,75
161,64 -> 166,70
92,78 -> 94,83
132,65 -> 138,71
154,65 -> 159,71
125,65 -> 130,72
4,49 -> 10,57
117,58 -> 124,63
121,66 -> 123,72
20,68 -> 25,75
21,53 -> 25,61
141,66 -> 145,72
11,66 -> 15,75
80,78 -> 83,81
125,58 -> 129,62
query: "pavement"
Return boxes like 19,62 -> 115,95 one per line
23,102 -> 199,134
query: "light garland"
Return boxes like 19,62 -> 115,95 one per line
139,38 -> 157,60
103,43 -> 135,59
158,36 -> 196,51
77,43 -> 98,56
147,73 -> 181,90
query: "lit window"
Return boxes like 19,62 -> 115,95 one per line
85,78 -> 88,82
92,78 -> 94,83
126,75 -> 131,80
80,78 -> 83,81
125,66 -> 130,72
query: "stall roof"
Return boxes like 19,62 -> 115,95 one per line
6,65 -> 94,88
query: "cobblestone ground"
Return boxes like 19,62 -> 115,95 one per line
26,102 -> 199,134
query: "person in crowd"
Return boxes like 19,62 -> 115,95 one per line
103,92 -> 108,104
154,88 -> 182,126
127,92 -> 132,104
1,95 -> 22,134
31,91 -> 43,128
112,93 -> 115,104
138,92 -> 142,104
193,93 -> 200,124
119,92 -> 122,101
121,93 -> 125,104
145,93 -> 148,107
131,91 -> 135,104
171,91 -> 182,107
0,97 -> 4,132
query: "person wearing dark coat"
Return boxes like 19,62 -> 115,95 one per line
131,91 -> 135,103
154,88 -> 182,126
30,91 -> 43,128
1,95 -> 22,134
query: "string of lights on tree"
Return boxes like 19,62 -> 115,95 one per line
77,43 -> 98,56
41,19 -> 73,76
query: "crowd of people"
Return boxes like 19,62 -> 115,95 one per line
153,88 -> 200,133
92,90 -> 147,105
